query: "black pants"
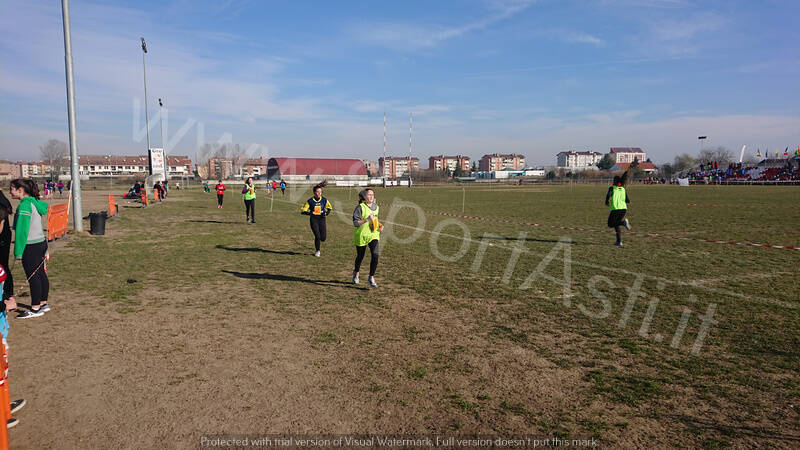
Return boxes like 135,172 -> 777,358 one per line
0,232 -> 12,300
22,241 -> 49,307
310,216 -> 327,251
217,194 -> 224,206
354,240 -> 379,277
281,188 -> 285,195
608,209 -> 627,243
244,199 -> 255,221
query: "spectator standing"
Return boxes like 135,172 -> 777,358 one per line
9,179 -> 50,318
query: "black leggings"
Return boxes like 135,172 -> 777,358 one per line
310,216 -> 327,251
22,241 -> 49,307
244,199 -> 255,221
354,240 -> 379,277
217,194 -> 224,206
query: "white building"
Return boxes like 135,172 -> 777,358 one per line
609,147 -> 646,164
556,151 -> 603,170
79,155 -> 192,178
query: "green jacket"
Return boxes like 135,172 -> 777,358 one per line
13,196 -> 49,259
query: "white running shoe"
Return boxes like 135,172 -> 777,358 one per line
352,272 -> 360,284
623,218 -> 631,231
368,276 -> 378,288
314,250 -> 321,257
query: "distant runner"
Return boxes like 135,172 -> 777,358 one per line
215,180 -> 226,208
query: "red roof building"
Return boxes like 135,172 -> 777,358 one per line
267,157 -> 368,181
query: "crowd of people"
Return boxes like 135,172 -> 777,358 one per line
684,160 -> 799,183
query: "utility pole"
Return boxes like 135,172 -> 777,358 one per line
61,0 -> 82,231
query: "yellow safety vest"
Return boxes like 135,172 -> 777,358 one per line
243,184 -> 256,200
354,202 -> 380,246
609,186 -> 626,211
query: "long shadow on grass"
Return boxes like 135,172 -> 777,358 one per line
216,245 -> 301,255
486,236 -> 581,244
222,270 -> 362,289
189,220 -> 241,224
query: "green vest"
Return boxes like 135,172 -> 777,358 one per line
609,186 -> 627,211
244,184 -> 256,200
354,203 -> 380,246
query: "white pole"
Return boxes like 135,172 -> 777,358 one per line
270,191 -> 274,212
739,145 -> 746,163
61,0 -> 83,231
462,187 -> 465,213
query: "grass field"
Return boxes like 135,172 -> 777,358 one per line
8,183 -> 800,448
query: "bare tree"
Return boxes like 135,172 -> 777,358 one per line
39,139 -> 68,179
673,153 -> 696,174
697,146 -> 733,165
741,154 -> 759,166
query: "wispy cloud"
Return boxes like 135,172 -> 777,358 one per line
550,30 -> 606,46
641,11 -> 729,56
350,0 -> 537,51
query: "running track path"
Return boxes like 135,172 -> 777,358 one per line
426,210 -> 800,251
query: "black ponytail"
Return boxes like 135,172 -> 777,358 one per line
10,178 -> 40,199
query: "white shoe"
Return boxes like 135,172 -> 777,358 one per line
368,276 -> 378,288
623,218 -> 631,231
352,272 -> 360,284
314,250 -> 320,257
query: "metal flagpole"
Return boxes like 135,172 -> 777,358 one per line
61,0 -> 83,231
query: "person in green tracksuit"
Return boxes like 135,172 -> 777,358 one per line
352,189 -> 383,288
9,179 -> 50,318
605,175 -> 631,246
242,177 -> 256,223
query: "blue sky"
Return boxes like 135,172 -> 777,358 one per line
1,0 -> 799,166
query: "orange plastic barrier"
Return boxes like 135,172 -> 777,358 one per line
108,194 -> 117,217
141,191 -> 148,207
0,340 -> 9,450
46,203 -> 69,241
153,188 -> 160,202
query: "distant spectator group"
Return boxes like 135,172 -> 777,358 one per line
684,160 -> 799,183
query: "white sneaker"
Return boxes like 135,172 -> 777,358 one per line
368,277 -> 378,288
352,272 -> 360,284
623,218 -> 631,231
314,250 -> 321,257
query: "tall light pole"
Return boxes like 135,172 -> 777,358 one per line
141,37 -> 151,152
61,0 -> 82,231
408,112 -> 413,187
158,97 -> 165,151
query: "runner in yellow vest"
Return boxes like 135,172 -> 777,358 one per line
605,175 -> 631,246
242,177 -> 256,223
352,189 -> 382,288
